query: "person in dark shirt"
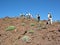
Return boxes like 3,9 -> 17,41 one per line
37,14 -> 40,22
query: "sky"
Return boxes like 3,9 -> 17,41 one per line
0,0 -> 60,20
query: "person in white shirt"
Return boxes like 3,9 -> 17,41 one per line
48,13 -> 52,24
26,13 -> 33,19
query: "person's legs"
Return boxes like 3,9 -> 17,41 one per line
48,19 -> 50,24
50,18 -> 52,24
38,17 -> 40,22
48,20 -> 50,24
51,18 -> 52,24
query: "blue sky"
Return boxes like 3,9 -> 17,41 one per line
0,0 -> 60,20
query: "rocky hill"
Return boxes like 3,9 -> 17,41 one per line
0,17 -> 60,45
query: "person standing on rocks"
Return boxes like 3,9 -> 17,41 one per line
48,13 -> 52,24
37,14 -> 40,22
26,13 -> 33,19
20,13 -> 25,18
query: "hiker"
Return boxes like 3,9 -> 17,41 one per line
48,13 -> 52,24
26,13 -> 32,19
37,14 -> 40,22
20,13 -> 25,18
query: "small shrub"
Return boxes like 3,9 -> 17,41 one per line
28,30 -> 34,33
41,25 -> 47,29
30,23 -> 35,26
36,27 -> 41,30
21,36 -> 31,42
37,24 -> 41,27
39,21 -> 45,26
6,26 -> 16,31
21,23 -> 26,26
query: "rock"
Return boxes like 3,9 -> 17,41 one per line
18,36 -> 21,39
0,34 -> 1,36
22,30 -> 27,35
58,29 -> 60,32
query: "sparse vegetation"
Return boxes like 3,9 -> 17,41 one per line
39,21 -> 45,26
0,16 -> 60,45
30,23 -> 35,26
36,27 -> 41,30
41,25 -> 47,29
21,23 -> 26,26
6,26 -> 16,31
28,30 -> 34,33
21,36 -> 31,43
